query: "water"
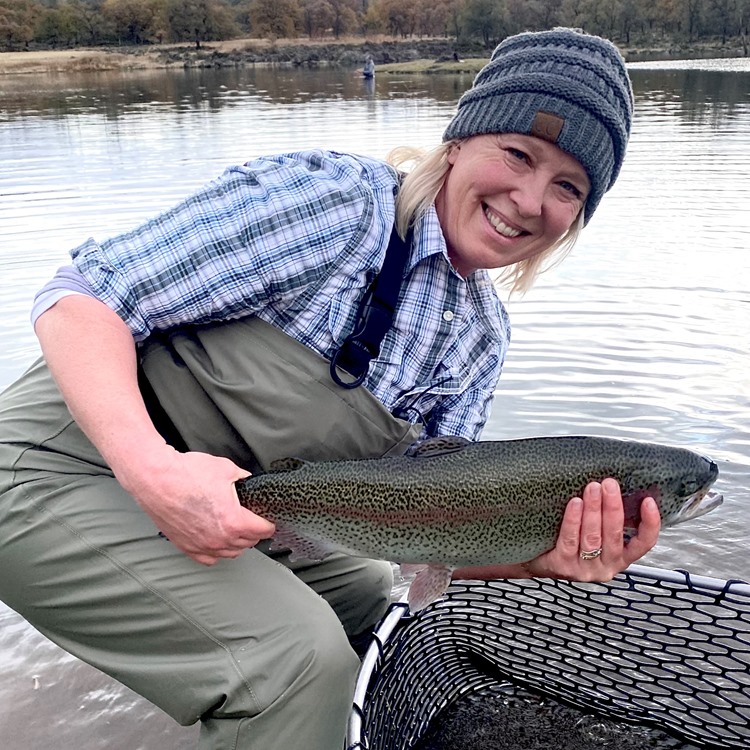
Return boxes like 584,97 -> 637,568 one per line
1,60 -> 749,748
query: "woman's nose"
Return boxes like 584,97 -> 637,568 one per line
509,175 -> 545,218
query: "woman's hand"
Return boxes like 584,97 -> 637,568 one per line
118,447 -> 276,566
451,477 -> 661,583
523,477 -> 661,581
35,295 -> 275,566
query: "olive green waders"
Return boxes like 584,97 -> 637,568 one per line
0,316 -> 420,750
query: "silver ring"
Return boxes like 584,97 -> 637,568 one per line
579,547 -> 603,560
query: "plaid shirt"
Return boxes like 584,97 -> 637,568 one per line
70,150 -> 510,439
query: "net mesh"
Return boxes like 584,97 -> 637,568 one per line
348,564 -> 750,750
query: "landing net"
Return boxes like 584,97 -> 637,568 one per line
347,565 -> 750,750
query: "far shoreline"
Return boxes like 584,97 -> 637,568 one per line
1,35 -> 747,77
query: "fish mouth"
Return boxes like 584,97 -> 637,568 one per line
675,488 -> 724,524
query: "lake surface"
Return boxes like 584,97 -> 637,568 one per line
1,60 -> 749,748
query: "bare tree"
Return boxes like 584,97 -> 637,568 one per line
249,0 -> 299,38
0,0 -> 40,49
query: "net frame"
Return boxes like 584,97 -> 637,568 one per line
347,564 -> 750,750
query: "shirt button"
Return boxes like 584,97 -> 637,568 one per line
442,310 -> 454,322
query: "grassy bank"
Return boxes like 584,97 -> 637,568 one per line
0,35 -> 746,77
0,37 -> 474,76
375,58 -> 486,75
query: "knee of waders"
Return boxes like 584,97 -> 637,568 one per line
202,621 -> 360,750
325,557 -> 394,640
248,608 -> 361,720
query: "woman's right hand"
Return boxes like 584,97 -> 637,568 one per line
117,447 -> 276,565
35,295 -> 275,565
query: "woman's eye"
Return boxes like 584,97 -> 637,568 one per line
506,147 -> 529,163
560,180 -> 584,200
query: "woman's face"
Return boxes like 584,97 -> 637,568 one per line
435,133 -> 590,277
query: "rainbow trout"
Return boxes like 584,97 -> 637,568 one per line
235,436 -> 722,612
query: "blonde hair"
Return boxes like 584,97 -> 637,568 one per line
387,142 -> 584,294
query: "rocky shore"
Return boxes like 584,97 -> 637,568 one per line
1,35 -> 746,76
154,38 -> 488,69
0,38 -> 486,76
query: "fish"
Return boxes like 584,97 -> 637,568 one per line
234,435 -> 722,612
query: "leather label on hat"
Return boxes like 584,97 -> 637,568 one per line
531,111 -> 564,143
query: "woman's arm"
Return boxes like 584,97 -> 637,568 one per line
453,478 -> 661,582
35,295 -> 275,565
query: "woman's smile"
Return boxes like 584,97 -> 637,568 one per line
483,204 -> 524,238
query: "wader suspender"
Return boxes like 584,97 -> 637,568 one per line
329,223 -> 413,389
138,221 -> 413,450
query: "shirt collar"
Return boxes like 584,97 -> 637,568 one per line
411,206 -> 510,346
409,205 -> 460,277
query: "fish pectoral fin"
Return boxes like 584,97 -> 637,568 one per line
268,457 -> 306,473
407,436 -> 472,458
400,563 -> 428,577
270,525 -> 335,562
407,564 -> 454,613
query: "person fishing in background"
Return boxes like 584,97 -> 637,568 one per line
363,53 -> 375,78
0,27 -> 660,750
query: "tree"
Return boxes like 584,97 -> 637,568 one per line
736,0 -> 750,53
328,0 -> 357,38
68,0 -> 110,45
35,4 -> 76,47
533,0 -> 563,29
102,0 -> 162,43
597,0 -> 621,37
373,0 -> 418,37
414,0 -> 452,38
618,0 -> 639,43
656,0 -> 683,35
462,0 -> 506,47
0,0 -> 41,50
444,0 -> 464,40
503,0 -> 539,36
299,0 -> 335,38
631,0 -> 661,36
165,0 -> 237,47
249,0 -> 299,38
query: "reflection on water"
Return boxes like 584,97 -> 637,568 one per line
2,61 -> 749,117
0,62 -> 749,749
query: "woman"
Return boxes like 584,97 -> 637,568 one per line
0,28 -> 659,750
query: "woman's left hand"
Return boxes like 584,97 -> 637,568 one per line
525,477 -> 662,581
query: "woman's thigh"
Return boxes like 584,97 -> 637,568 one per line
0,470 -> 358,730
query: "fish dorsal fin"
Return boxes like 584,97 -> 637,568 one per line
407,436 -> 471,458
268,457 -> 306,473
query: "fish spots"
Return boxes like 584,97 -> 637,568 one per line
234,435 -> 721,601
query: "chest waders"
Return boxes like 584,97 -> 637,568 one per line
138,223 -> 416,469
0,225 -> 419,750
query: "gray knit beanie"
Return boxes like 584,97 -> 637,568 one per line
443,27 -> 633,224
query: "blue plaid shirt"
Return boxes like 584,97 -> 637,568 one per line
68,149 -> 510,439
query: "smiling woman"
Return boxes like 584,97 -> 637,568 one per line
389,27 -> 633,292
0,26 -> 656,750
435,134 -> 588,277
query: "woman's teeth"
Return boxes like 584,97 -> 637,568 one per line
485,207 -> 522,237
